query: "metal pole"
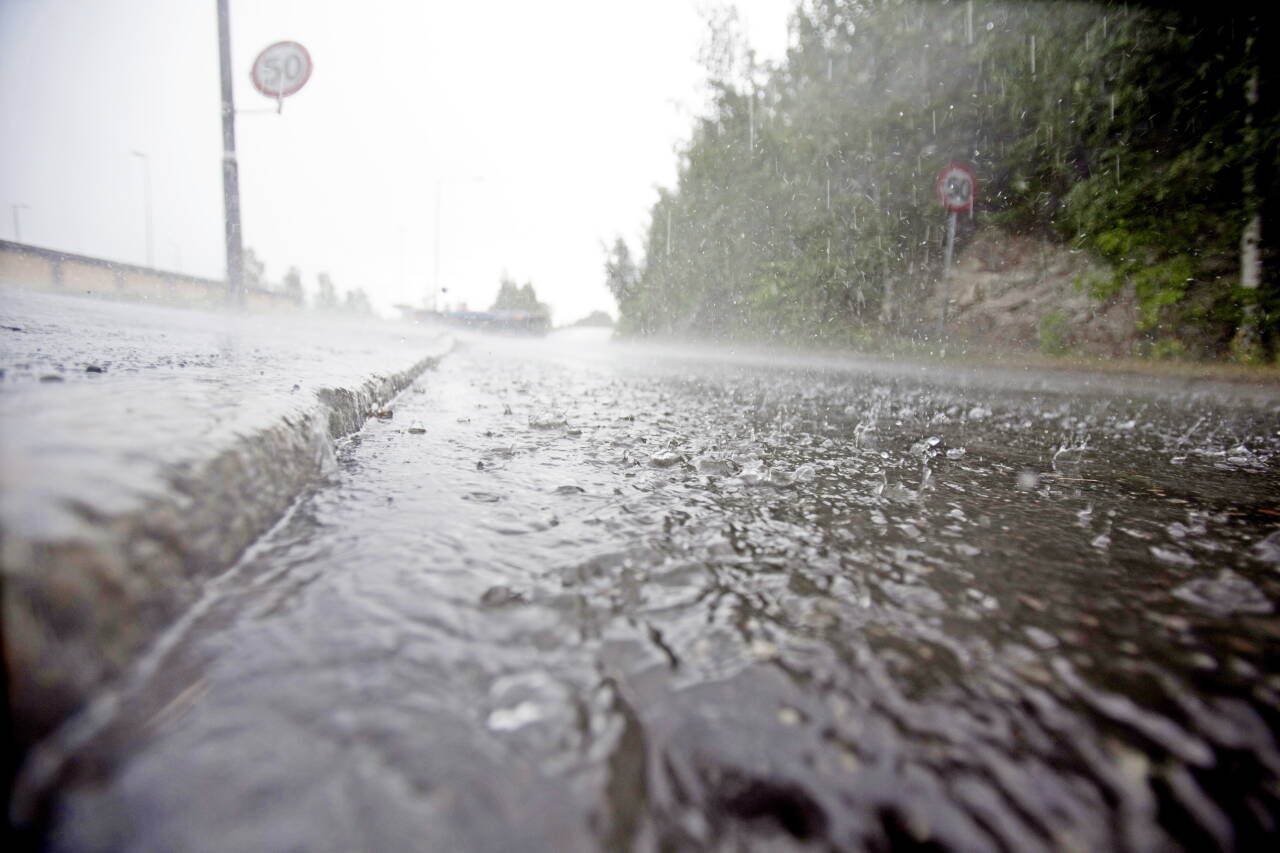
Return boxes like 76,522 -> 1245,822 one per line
131,151 -> 153,267
143,158 -> 153,267
217,0 -> 244,307
11,204 -> 27,242
432,178 -> 442,310
430,175 -> 482,311
398,225 -> 406,300
939,210 -> 956,332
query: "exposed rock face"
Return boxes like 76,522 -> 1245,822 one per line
921,228 -> 1137,357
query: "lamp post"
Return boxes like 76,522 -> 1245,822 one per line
130,150 -> 154,267
11,204 -> 28,242
216,0 -> 244,306
432,175 -> 485,311
432,179 -> 442,310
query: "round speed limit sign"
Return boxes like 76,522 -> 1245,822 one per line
251,41 -> 313,99
937,162 -> 977,213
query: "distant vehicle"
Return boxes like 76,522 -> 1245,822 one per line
399,307 -> 550,336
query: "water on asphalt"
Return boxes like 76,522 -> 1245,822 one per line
37,330 -> 1280,851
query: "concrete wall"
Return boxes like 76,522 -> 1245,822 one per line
0,240 -> 300,312
0,248 -> 57,290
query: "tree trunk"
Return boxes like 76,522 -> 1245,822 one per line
1232,38 -> 1265,362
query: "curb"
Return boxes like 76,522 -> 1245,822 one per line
2,341 -> 452,767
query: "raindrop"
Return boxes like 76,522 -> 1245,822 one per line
1252,531 -> 1280,563
1173,570 -> 1272,616
487,701 -> 543,731
480,585 -> 523,608
1150,545 -> 1195,567
766,467 -> 795,487
650,449 -> 683,468
750,638 -> 779,661
528,410 -> 568,429
1025,627 -> 1059,650
695,455 -> 739,476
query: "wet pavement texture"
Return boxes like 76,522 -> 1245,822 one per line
0,289 -> 450,747
36,331 -> 1280,852
0,289 -> 448,537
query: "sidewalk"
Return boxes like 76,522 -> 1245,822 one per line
0,288 -> 452,750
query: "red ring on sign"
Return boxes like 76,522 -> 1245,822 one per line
250,41 -> 313,98
936,162 -> 977,212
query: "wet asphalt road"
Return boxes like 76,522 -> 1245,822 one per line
34,331 -> 1280,851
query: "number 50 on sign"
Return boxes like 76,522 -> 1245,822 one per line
251,41 -> 313,100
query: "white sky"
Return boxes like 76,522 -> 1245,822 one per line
0,0 -> 793,323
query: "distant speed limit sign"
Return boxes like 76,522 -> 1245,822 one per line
251,41 -> 313,99
937,162 -> 977,212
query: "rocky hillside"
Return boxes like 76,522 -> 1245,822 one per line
919,228 -> 1137,358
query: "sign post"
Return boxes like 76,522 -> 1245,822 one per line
936,162 -> 977,333
216,0 -> 243,307
216,35 -> 311,309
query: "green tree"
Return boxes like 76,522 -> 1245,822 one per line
282,267 -> 303,305
343,288 -> 373,315
490,275 -> 548,315
315,272 -> 338,311
572,310 -> 614,328
604,238 -> 637,309
617,0 -> 1277,360
243,247 -> 266,291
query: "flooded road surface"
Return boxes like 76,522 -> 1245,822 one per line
36,332 -> 1280,851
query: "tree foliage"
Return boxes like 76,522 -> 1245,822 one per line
604,238 -> 639,308
616,0 -> 1276,359
571,310 -> 614,328
343,288 -> 373,314
282,267 -> 303,305
315,272 -> 338,311
491,275 -> 549,316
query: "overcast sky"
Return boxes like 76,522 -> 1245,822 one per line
0,0 -> 793,322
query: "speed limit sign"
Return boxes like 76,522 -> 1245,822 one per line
937,163 -> 977,212
251,41 -> 313,99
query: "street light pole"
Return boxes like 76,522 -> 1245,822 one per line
11,204 -> 28,242
217,0 -> 245,306
130,150 -> 153,267
431,175 -> 485,312
432,178 -> 442,311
